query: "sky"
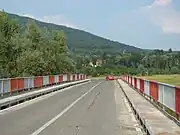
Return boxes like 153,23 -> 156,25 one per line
1,0 -> 180,50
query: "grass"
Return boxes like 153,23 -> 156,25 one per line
139,74 -> 180,86
139,74 -> 180,120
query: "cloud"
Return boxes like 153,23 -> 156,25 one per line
143,0 -> 180,34
42,15 -> 77,28
150,0 -> 171,7
23,14 -> 36,19
22,14 -> 77,29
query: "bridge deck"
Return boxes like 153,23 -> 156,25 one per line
118,79 -> 180,135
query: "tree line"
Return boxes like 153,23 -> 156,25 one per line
77,49 -> 180,77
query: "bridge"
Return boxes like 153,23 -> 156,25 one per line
0,74 -> 180,135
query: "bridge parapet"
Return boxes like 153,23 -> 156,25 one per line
121,75 -> 180,122
0,74 -> 87,97
118,79 -> 180,135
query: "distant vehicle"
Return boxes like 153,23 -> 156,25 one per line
106,75 -> 115,81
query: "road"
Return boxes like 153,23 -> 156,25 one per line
0,80 -> 143,135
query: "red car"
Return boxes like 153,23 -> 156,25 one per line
106,75 -> 115,81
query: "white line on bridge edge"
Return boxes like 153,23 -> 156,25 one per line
30,81 -> 103,135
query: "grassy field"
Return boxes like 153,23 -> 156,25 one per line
139,74 -> 180,86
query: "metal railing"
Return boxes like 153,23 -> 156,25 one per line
121,75 -> 180,122
0,74 -> 87,97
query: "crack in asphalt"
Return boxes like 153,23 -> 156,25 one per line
88,91 -> 101,110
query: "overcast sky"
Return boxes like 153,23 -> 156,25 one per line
1,0 -> 180,50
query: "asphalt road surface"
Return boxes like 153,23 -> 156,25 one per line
0,80 -> 143,135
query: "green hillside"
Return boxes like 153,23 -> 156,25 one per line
1,11 -> 180,78
8,13 -> 143,55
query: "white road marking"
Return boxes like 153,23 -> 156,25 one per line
123,97 -> 132,113
115,81 -> 143,134
0,82 -> 89,115
30,81 -> 103,135
136,127 -> 142,132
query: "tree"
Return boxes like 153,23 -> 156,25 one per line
16,50 -> 47,76
137,64 -> 147,76
52,30 -> 68,54
168,48 -> 172,53
0,11 -> 21,77
25,21 -> 42,50
171,66 -> 179,74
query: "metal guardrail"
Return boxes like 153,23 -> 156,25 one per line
0,74 -> 87,97
0,79 -> 90,111
121,75 -> 180,124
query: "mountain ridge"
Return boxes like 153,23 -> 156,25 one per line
7,12 -> 144,55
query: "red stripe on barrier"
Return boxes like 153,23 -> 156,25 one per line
140,79 -> 145,93
67,74 -> 70,81
150,81 -> 158,101
130,76 -> 132,86
10,78 -> 18,93
10,78 -> 25,94
134,78 -> 137,88
49,75 -> 54,84
59,75 -> 63,83
34,76 -> 43,88
176,87 -> 180,114
18,78 -> 24,90
77,74 -> 79,80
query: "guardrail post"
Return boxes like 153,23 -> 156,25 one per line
1,80 -> 3,97
176,113 -> 180,121
162,85 -> 165,111
176,87 -> 180,120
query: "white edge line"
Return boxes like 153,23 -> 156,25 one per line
31,81 -> 103,135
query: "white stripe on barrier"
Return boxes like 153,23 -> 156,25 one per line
1,80 -> 3,95
63,74 -> 67,82
137,78 -> 140,90
144,80 -> 150,96
158,84 -> 164,105
24,78 -> 29,89
132,77 -> 134,87
43,76 -> 49,86
54,75 -> 59,84
70,74 -> 73,81
164,85 -> 176,111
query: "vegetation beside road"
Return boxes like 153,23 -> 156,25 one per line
0,11 -> 75,77
139,75 -> 180,86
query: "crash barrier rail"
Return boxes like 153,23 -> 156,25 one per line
0,74 -> 87,97
0,79 -> 90,110
121,75 -> 180,122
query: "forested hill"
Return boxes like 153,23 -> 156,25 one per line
8,12 -> 143,55
1,11 -> 180,78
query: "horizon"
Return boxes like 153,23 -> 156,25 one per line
1,0 -> 180,50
